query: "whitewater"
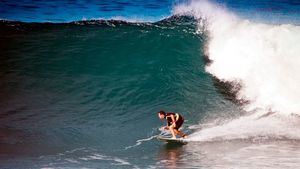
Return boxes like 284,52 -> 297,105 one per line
174,0 -> 300,142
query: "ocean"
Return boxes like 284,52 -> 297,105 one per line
1,0 -> 300,168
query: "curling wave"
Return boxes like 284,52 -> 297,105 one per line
174,0 -> 300,141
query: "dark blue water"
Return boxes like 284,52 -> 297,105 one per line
1,0 -> 300,168
0,0 -> 176,22
1,0 -> 300,23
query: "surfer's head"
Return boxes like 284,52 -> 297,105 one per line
158,110 -> 166,119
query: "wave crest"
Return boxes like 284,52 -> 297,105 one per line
174,0 -> 300,141
175,0 -> 300,115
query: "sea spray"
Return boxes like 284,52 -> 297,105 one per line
174,0 -> 300,141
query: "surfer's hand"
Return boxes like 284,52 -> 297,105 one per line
160,126 -> 168,130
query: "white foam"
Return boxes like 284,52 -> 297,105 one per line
79,153 -> 131,166
125,135 -> 157,150
174,0 -> 300,141
188,113 -> 300,142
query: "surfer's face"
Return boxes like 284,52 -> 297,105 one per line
158,113 -> 165,120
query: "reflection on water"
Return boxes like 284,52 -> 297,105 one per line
156,140 -> 300,168
157,143 -> 185,169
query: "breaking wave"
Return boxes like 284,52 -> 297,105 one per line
174,0 -> 300,141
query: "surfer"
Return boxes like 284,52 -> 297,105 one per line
158,110 -> 188,139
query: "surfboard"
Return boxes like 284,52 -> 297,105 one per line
157,135 -> 188,144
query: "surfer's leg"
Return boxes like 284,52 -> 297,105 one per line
174,119 -> 188,138
169,125 -> 176,139
174,129 -> 188,138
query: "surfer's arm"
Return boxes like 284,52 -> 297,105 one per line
170,115 -> 176,127
165,121 -> 171,129
163,120 -> 171,130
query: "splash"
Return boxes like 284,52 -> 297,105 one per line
174,0 -> 300,141
125,135 -> 157,150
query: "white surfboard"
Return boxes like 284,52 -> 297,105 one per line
157,135 -> 188,144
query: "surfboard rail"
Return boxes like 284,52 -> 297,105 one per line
157,135 -> 188,144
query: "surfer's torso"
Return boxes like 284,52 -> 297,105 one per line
165,112 -> 184,130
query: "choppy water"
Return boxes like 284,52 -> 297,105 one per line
1,0 -> 300,168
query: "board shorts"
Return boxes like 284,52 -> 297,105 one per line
174,117 -> 184,130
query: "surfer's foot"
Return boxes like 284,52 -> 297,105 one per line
171,137 -> 176,139
183,135 -> 188,139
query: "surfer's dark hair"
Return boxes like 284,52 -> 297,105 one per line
158,110 -> 166,116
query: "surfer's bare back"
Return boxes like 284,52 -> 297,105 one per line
157,110 -> 188,139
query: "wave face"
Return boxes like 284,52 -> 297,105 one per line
1,16 -> 236,168
174,0 -> 300,141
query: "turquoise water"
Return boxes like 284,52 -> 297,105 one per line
1,0 -> 300,168
0,17 -> 240,168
